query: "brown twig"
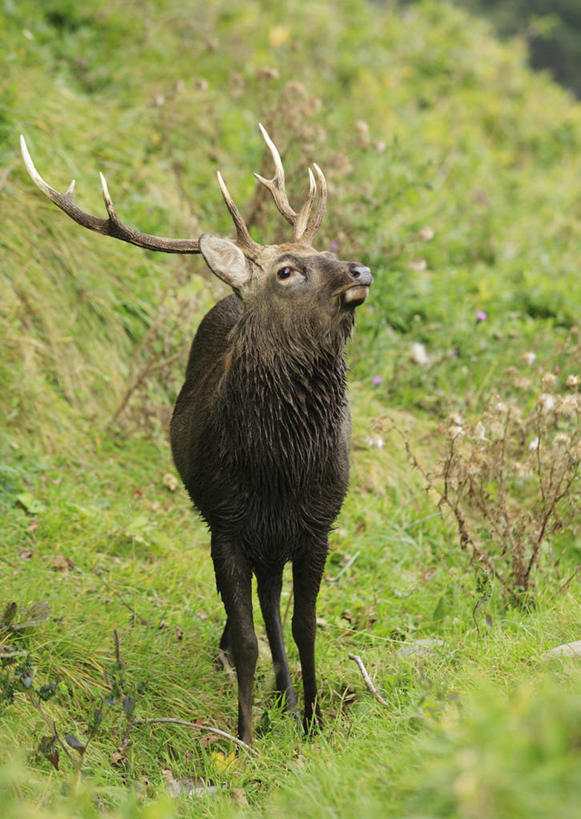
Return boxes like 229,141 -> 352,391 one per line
25,690 -> 75,766
93,569 -> 147,626
110,350 -> 183,425
558,564 -> 581,594
348,653 -> 389,708
389,420 -> 521,604
134,717 -> 258,756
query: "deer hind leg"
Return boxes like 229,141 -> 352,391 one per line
292,547 -> 327,732
211,537 -> 257,745
256,567 -> 297,714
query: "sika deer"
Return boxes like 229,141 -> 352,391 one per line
21,126 -> 372,743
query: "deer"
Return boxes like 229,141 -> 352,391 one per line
20,125 -> 373,745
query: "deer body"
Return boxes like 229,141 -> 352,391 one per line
21,126 -> 372,745
172,292 -> 351,560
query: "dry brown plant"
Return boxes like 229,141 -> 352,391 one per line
395,343 -> 581,606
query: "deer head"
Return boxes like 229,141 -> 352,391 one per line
20,125 -> 372,327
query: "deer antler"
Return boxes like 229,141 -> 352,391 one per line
21,127 -> 327,254
20,135 -> 202,254
254,123 -> 327,243
216,170 -> 261,258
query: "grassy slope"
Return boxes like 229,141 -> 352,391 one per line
1,0 -> 580,816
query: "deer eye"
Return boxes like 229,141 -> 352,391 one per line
277,266 -> 294,280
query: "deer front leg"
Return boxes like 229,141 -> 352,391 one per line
211,537 -> 257,745
292,546 -> 327,732
256,567 -> 297,714
215,618 -> 234,671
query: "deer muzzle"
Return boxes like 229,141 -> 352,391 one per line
341,265 -> 373,306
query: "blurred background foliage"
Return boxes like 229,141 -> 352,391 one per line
1,0 -> 580,443
438,0 -> 581,98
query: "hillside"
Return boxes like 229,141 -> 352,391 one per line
1,1 -> 580,816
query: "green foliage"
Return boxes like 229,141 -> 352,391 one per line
2,0 -> 581,440
446,0 -> 581,98
1,0 -> 581,816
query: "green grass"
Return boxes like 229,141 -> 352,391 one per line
2,0 -> 581,816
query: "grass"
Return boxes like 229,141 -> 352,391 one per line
2,401 -> 580,816
1,0 -> 581,815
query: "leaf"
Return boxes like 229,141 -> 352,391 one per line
110,750 -> 126,767
432,595 -> 449,621
231,787 -> 249,807
210,750 -> 237,773
269,25 -> 291,47
91,702 -> 104,732
38,736 -> 59,771
51,553 -> 75,572
2,602 -> 17,627
123,514 -> 152,544
16,492 -> 46,515
38,682 -> 58,701
122,695 -> 135,716
162,473 -> 179,492
12,602 -> 51,630
65,733 -> 86,754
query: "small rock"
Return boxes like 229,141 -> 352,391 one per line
541,641 -> 581,660
396,638 -> 444,658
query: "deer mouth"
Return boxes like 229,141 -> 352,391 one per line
340,284 -> 370,307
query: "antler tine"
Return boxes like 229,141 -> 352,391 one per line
254,125 -> 328,243
254,123 -> 297,228
20,135 -> 201,254
294,167 -> 317,241
302,162 -> 328,243
216,170 -> 260,255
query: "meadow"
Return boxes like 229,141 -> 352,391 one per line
1,1 -> 580,816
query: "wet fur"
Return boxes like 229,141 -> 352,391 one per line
170,256 -> 368,744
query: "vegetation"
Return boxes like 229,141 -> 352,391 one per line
1,0 -> 580,816
443,0 -> 581,98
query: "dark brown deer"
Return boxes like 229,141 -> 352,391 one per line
21,126 -> 372,744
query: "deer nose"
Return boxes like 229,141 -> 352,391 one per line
349,264 -> 373,287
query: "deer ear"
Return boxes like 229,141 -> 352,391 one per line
200,234 -> 251,289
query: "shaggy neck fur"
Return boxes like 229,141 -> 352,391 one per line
219,301 -> 354,491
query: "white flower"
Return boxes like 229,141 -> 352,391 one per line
410,342 -> 429,365
542,373 -> 558,389
521,352 -> 536,365
529,437 -> 540,451
553,433 -> 570,448
566,374 -> 580,389
556,394 -> 578,417
474,422 -> 488,441
418,226 -> 435,242
538,393 -> 555,412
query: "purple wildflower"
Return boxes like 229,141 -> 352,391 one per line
372,375 -> 383,386
476,311 -> 487,322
